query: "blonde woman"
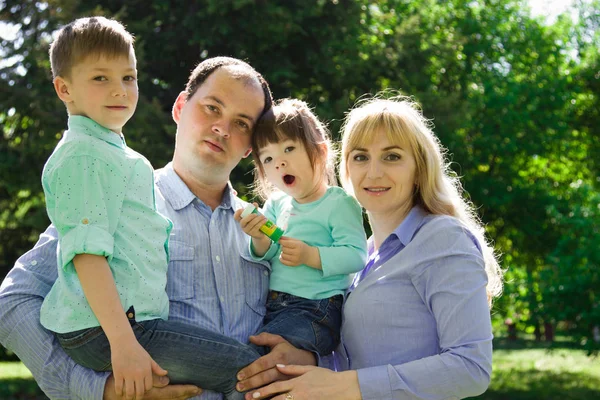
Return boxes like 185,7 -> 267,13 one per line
240,96 -> 503,400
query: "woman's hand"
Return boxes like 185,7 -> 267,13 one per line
245,364 -> 361,400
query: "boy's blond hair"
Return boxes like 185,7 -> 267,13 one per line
49,16 -> 135,79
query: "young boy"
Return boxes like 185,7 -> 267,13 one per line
39,16 -> 173,399
39,18 -> 261,400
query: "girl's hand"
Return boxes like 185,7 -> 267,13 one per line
246,364 -> 361,400
278,238 -> 320,269
111,339 -> 167,400
234,203 -> 268,240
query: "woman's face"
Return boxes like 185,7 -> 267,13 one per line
346,130 -> 417,218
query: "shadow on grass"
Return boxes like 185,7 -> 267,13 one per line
492,336 -> 590,352
0,378 -> 48,400
468,368 -> 600,400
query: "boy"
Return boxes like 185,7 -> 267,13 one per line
39,16 -> 173,399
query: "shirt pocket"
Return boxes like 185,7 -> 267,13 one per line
241,254 -> 269,317
166,241 -> 195,301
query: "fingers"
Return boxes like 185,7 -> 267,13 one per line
237,367 -> 287,393
151,359 -> 168,376
144,384 -> 202,400
135,375 -> 146,399
279,252 -> 300,266
248,332 -> 286,348
114,374 -> 124,397
124,378 -> 135,400
233,208 -> 243,221
246,380 -> 289,400
276,364 -> 316,377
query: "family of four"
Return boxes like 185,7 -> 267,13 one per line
0,16 -> 503,400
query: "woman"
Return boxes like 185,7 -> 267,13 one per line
245,96 -> 504,400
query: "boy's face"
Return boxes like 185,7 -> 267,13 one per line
56,49 -> 138,134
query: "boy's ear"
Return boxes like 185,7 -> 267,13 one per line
53,77 -> 73,103
172,91 -> 188,123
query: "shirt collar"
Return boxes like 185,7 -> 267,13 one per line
392,205 -> 429,247
156,162 -> 239,211
66,115 -> 126,149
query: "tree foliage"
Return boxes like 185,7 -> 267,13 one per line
1,0 -> 599,353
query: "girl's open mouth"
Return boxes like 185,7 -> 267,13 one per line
283,175 -> 296,185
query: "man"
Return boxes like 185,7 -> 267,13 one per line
0,57 -> 315,400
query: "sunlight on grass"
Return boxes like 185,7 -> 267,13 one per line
470,344 -> 600,400
0,361 -> 34,378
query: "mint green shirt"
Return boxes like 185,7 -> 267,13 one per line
254,186 -> 367,300
40,116 -> 172,333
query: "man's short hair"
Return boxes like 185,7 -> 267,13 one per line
185,57 -> 273,118
49,16 -> 135,79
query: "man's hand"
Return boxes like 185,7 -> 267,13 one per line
103,373 -> 202,400
235,333 -> 316,393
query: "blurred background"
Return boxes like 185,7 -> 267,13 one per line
1,0 -> 599,398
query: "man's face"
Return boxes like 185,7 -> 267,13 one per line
172,67 -> 265,183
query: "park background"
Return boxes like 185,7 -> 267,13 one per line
0,0 -> 599,398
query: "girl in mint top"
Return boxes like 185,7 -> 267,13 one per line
235,98 -> 367,356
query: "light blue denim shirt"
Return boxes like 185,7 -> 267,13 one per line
0,162 -> 270,400
336,206 -> 493,399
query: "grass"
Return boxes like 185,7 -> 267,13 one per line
1,338 -> 599,400
0,362 -> 48,400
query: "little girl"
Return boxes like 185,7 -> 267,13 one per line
236,98 -> 368,356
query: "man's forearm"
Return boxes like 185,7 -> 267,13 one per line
0,271 -> 109,399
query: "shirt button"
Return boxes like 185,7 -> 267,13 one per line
263,270 -> 268,276
219,296 -> 225,302
215,255 -> 221,262
31,260 -> 38,266
127,312 -> 134,319
82,218 -> 89,224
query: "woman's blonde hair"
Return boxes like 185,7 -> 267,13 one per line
340,95 -> 503,306
252,98 -> 337,200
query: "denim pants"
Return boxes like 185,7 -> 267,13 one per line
255,291 -> 343,356
57,294 -> 342,400
56,307 -> 258,400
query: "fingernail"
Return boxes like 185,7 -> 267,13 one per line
237,383 -> 244,391
276,364 -> 285,368
252,392 -> 261,399
237,372 -> 245,380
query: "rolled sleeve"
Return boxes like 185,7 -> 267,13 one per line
60,223 -> 114,269
43,154 -> 127,268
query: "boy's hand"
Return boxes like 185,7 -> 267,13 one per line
111,339 -> 167,399
234,203 -> 268,240
278,238 -> 321,269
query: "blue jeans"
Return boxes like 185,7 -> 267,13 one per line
56,307 -> 258,400
255,291 -> 343,356
56,294 -> 342,400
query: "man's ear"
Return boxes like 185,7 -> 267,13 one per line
53,77 -> 72,103
172,91 -> 188,123
243,148 -> 252,158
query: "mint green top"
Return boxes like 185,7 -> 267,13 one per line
253,186 -> 367,300
40,116 -> 172,333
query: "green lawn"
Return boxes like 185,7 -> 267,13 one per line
1,338 -> 599,400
